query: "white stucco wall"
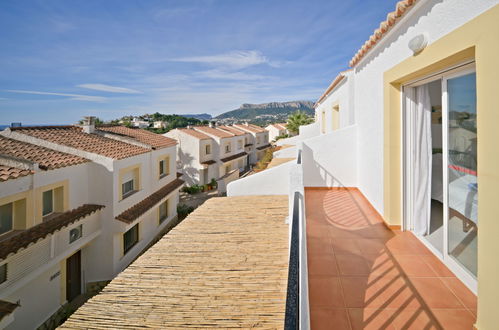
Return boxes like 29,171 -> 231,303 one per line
351,0 -> 497,214
302,125 -> 358,188
276,122 -> 320,147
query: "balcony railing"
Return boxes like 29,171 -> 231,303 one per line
284,148 -> 309,329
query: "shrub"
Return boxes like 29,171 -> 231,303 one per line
177,204 -> 195,220
182,184 -> 203,194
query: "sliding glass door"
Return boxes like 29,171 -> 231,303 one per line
404,63 -> 477,292
443,68 -> 477,278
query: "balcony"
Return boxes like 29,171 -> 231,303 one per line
305,188 -> 477,329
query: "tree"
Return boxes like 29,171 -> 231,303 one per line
286,110 -> 314,134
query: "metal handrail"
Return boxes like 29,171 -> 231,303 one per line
284,191 -> 300,329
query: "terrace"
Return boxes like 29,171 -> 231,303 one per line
305,188 -> 477,329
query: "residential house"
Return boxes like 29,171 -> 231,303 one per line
165,125 -> 248,190
233,123 -> 270,163
265,123 -> 289,142
229,1 -> 499,328
131,118 -> 149,129
153,121 -> 167,129
0,118 -> 183,329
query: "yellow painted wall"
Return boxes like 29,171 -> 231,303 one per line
34,180 -> 69,224
383,5 -> 499,328
118,164 -> 142,200
332,105 -> 340,131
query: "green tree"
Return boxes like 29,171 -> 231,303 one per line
286,110 -> 314,134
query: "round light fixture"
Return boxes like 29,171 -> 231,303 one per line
408,33 -> 428,54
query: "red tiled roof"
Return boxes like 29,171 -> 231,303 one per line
193,126 -> 234,138
220,152 -> 247,163
177,128 -> 212,140
349,0 -> 417,67
97,125 -> 177,149
233,124 -> 266,133
0,204 -> 104,261
315,69 -> 352,105
256,144 -> 271,151
0,136 -> 88,171
0,300 -> 19,321
11,126 -> 149,159
217,126 -> 246,136
0,165 -> 33,182
116,178 -> 185,224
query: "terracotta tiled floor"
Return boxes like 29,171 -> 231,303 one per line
306,188 -> 477,330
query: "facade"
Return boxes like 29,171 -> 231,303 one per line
165,125 -> 249,189
265,123 -> 289,142
228,1 -> 499,328
0,119 -> 183,329
233,123 -> 271,163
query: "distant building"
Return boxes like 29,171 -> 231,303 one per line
0,117 -> 183,329
265,123 -> 289,142
153,121 -> 167,129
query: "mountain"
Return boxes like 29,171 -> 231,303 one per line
181,113 -> 212,121
215,101 -> 314,123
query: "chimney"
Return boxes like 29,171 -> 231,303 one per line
81,116 -> 96,133
244,122 -> 249,126
209,122 -> 214,128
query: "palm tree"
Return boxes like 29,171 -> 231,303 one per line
286,110 -> 314,134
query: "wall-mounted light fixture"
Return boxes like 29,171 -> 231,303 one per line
408,33 -> 428,55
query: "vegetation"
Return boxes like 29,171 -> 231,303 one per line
254,148 -> 274,172
274,133 -> 289,142
177,204 -> 195,220
286,110 -> 314,134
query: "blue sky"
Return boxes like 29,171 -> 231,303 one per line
0,0 -> 396,124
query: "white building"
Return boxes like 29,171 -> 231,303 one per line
153,121 -> 167,129
131,118 -> 149,129
228,1 -> 499,328
0,118 -> 183,329
233,124 -> 270,163
165,125 -> 249,191
264,123 -> 289,142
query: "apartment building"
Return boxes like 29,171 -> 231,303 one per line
264,123 -> 289,142
0,118 -> 183,329
233,123 -> 270,163
165,125 -> 249,189
229,1 -> 499,328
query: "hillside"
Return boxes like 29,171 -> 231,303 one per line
215,101 -> 314,124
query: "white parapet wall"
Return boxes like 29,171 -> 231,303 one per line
273,145 -> 297,159
302,124 -> 358,188
276,122 -> 319,147
227,161 -> 293,196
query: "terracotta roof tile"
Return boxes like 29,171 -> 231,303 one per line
97,125 -> 177,149
11,126 -> 149,159
0,136 -> 88,172
0,204 -> 104,261
217,126 -> 246,136
349,0 -> 417,67
0,300 -> 19,321
193,126 -> 234,138
233,124 -> 266,133
0,165 -> 33,182
220,152 -> 247,163
256,144 -> 271,151
116,178 -> 185,224
177,128 -> 212,140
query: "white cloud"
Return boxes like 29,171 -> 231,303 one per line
6,90 -> 106,102
77,83 -> 142,94
170,50 -> 269,69
196,69 -> 268,81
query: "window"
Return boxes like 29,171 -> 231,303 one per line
238,140 -> 243,150
225,143 -> 231,153
0,203 -> 13,236
0,264 -> 6,285
159,200 -> 168,224
238,159 -> 244,168
205,144 -> 211,155
256,136 -> 261,144
69,225 -> 83,243
122,179 -> 135,198
159,157 -> 169,178
123,224 -> 139,254
42,190 -> 54,216
225,165 -> 231,174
